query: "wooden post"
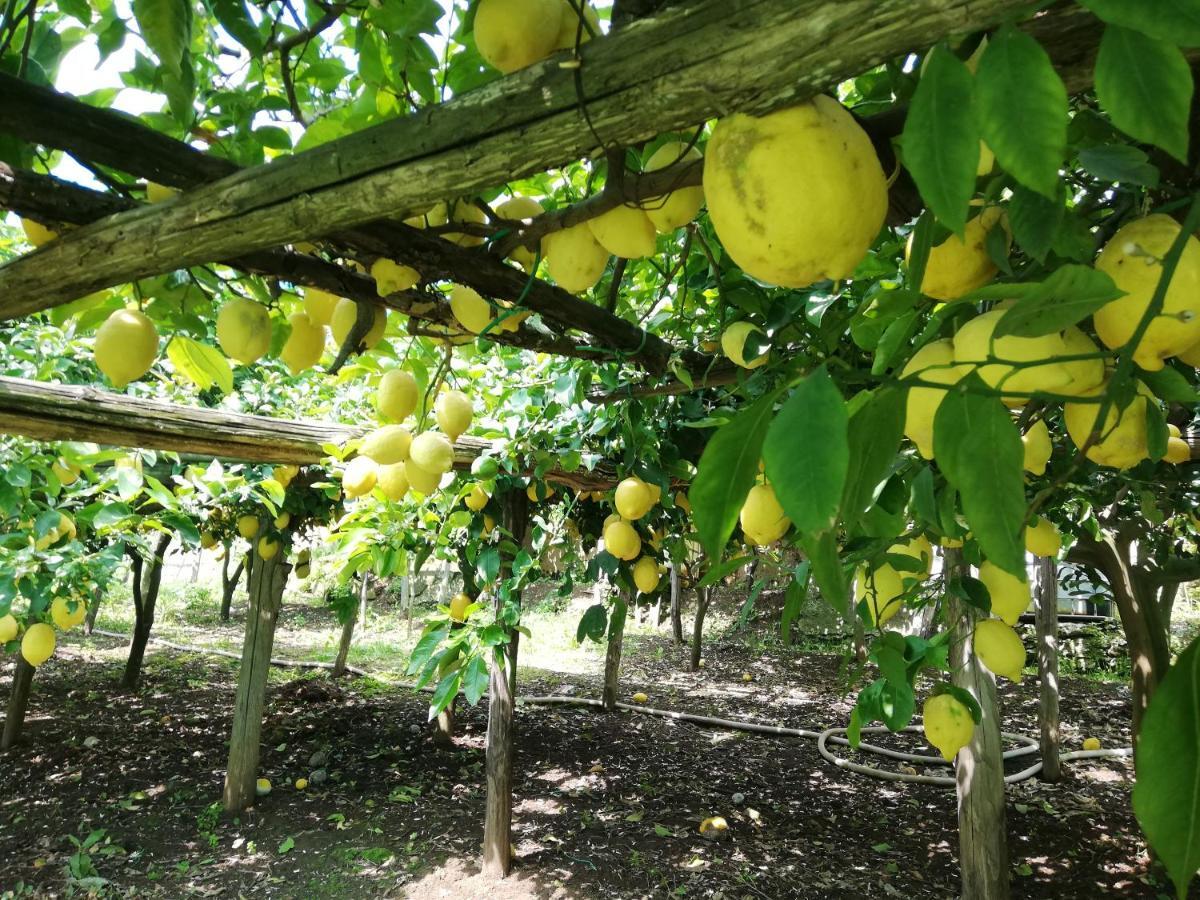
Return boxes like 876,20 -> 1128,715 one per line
1,657 -> 35,751
947,550 -> 1011,900
402,556 -> 413,635
602,595 -> 628,711
669,563 -> 683,644
1035,556 -> 1061,783
222,538 -> 289,812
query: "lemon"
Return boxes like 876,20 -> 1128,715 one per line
496,197 -> 545,270
587,204 -> 658,259
360,425 -> 413,465
699,816 -> 728,837
631,691 -> 649,704
21,217 -> 57,246
1166,434 -> 1191,464
1082,737 -> 1102,751
526,482 -> 555,502
474,0 -> 562,73
855,564 -> 904,627
923,693 -> 974,762
404,460 -> 443,495
721,322 -> 768,369
378,369 -> 419,422
255,778 -> 272,796
257,536 -> 280,560
370,258 -> 419,296
435,390 -> 473,441
428,200 -> 488,247
615,477 -> 654,520
343,456 -> 379,498
237,515 -> 260,539
0,613 -> 18,643
52,459 -> 81,486
483,514 -> 497,535
978,560 -> 1030,625
273,512 -> 291,529
909,207 -> 1007,300
553,0 -> 598,48
274,465 -> 299,487
901,339 -> 969,459
450,284 -> 495,334
675,491 -> 691,514
50,596 -> 86,631
217,298 -> 271,365
280,312 -> 326,375
889,534 -> 934,581
303,288 -> 341,326
1055,326 -> 1107,397
952,308 -> 1073,404
465,484 -> 490,511
372,463 -> 406,502
1024,516 -> 1061,557
739,483 -> 790,546
1180,340 -> 1200,367
1022,419 -> 1052,475
542,222 -> 610,292
605,519 -> 641,560
449,592 -> 472,622
1094,215 -> 1200,371
331,299 -> 387,350
295,778 -> 309,790
409,432 -> 454,474
633,556 -> 661,594
641,142 -> 705,232
21,623 -> 55,666
95,308 -> 159,388
200,532 -> 217,550
146,181 -> 177,203
973,619 -> 1025,682
704,96 -> 888,288
296,563 -> 311,578
1063,380 -> 1153,470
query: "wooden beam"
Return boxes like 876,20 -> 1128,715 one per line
0,0 -> 1034,317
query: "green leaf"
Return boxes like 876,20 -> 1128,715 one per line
992,265 -> 1125,338
880,681 -> 915,731
277,836 -> 294,854
1007,185 -> 1064,262
429,668 -> 463,719
133,0 -> 191,76
1134,634 -> 1200,899
697,554 -> 754,589
1078,144 -> 1160,188
576,603 -> 608,644
1146,399 -> 1170,462
800,529 -> 848,617
406,625 -> 449,676
932,375 -> 1027,577
840,387 -> 905,529
779,564 -> 809,646
117,466 -> 143,502
1141,366 -> 1200,403
691,389 -> 780,560
763,368 -> 847,536
901,46 -> 978,234
975,25 -> 1067,198
462,654 -> 489,706
211,0 -> 264,53
93,502 -> 133,529
1095,25 -> 1194,163
1079,0 -> 1200,47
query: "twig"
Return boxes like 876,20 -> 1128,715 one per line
605,258 -> 627,313
14,0 -> 34,79
326,300 -> 377,374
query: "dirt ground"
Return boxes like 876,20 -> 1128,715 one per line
0,625 -> 1170,899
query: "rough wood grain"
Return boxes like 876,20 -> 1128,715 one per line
1,657 -> 35,751
1035,556 -> 1061,783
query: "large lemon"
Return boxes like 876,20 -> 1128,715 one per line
1024,516 -> 1061,557
0,613 -> 18,643
900,339 -> 968,459
1166,424 -> 1191,464
280,312 -> 326,375
21,217 -> 57,246
377,462 -> 410,501
587,204 -> 658,259
450,285 -> 495,334
604,519 -> 641,561
496,197 -> 545,271
465,484 -> 490,511
217,298 -> 271,365
642,142 -> 705,232
428,199 -> 488,247
343,456 -> 379,498
449,592 -> 473,622
360,425 -> 412,465
704,96 -> 887,288
739,483 -> 790,546
973,619 -> 1025,682
1022,419 -> 1052,475
50,596 -> 86,631
923,693 -> 974,761
237,515 -> 260,539
543,222 -> 610,292
910,206 -> 1007,300
633,557 -> 661,594
1056,326 -> 1107,397
378,369 -> 419,421
331,299 -> 387,350
409,432 -> 454,474
1094,215 -> 1200,371
436,391 -> 473,441
855,564 -> 904,627
474,0 -> 562,74
1063,381 -> 1153,470
952,308 -> 1073,404
21,622 -> 56,666
257,536 -> 279,560
370,258 -> 419,296
978,560 -> 1030,625
303,288 -> 341,325
404,461 -> 443,495
95,308 -> 159,388
614,477 -> 654,520
721,322 -> 769,369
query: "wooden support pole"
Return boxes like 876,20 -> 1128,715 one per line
669,563 -> 683,644
1035,556 -> 1061,783
1,657 -> 35,751
222,538 -> 290,813
947,550 -> 1011,900
602,595 -> 629,711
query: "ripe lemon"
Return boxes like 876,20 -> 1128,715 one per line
923,693 -> 974,762
1180,340 -> 1200,367
699,816 -> 728,837
721,322 -> 768,369
973,619 -> 1025,682
95,308 -> 159,388
404,460 -> 443,495
675,491 -> 691,514
587,204 -> 658,259
274,464 -> 299,487
450,285 -> 495,334
1166,433 -> 1191,464
273,512 -> 291,529
377,463 -> 409,501
331,299 -> 386,351
0,613 -> 18,644
605,519 -> 641,560
632,557 -> 661,594
295,778 -> 309,790
237,515 -> 260,539
255,778 -> 272,796
615,477 -> 654,520
474,0 -> 562,73
52,459 -> 81,486
641,142 -> 705,232
526,482 -> 555,502
21,217 -> 57,246
953,308 -> 1074,404
257,536 -> 280,560
449,592 -> 472,622
50,596 -> 86,631
465,484 -> 490,511
280,312 -> 326,375
1024,516 -> 1061,558
495,197 -> 545,270
370,258 -> 419,296
1082,737 -> 1102,751
855,564 -> 904,627
21,623 -> 56,666
1055,326 -> 1108,397
146,181 -> 177,203
200,532 -> 218,550
901,339 -> 969,459
553,0 -> 598,48
740,483 -> 790,546
217,298 -> 271,365
1094,215 -> 1200,371
409,432 -> 454,474
889,534 -> 933,581
427,199 -> 488,247
483,514 -> 497,535
542,222 -> 610,292
704,96 -> 887,288
343,456 -> 379,498
435,390 -> 473,441
1022,419 -> 1052,475
978,560 -> 1030,625
631,691 -> 649,703
303,288 -> 341,326
378,369 -> 419,422
1063,381 -> 1153,470
360,425 -> 413,465
909,207 -> 1007,300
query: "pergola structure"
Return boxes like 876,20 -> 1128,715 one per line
0,0 -> 1184,891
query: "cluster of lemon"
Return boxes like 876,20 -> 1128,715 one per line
593,476 -> 677,594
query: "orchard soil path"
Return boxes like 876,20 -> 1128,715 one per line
0,624 -> 1167,898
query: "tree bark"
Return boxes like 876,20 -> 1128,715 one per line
690,586 -> 710,671
331,604 -> 357,678
947,550 -> 1010,900
434,700 -> 456,749
602,596 -> 628,711
222,540 -> 290,812
220,544 -> 244,622
669,563 -> 683,644
123,532 -> 172,690
1035,556 -> 1061,783
1,657 -> 35,751
84,582 -> 103,634
357,572 -> 369,633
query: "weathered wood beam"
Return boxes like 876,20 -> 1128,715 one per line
0,0 -> 1036,318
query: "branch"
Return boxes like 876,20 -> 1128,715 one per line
265,2 -> 351,53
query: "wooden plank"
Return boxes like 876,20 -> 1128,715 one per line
0,0 -> 1033,314
1035,557 -> 1062,782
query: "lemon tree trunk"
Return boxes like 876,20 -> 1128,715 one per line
669,563 -> 683,644
219,544 -> 245,622
690,585 -> 711,671
603,596 -> 629,711
1,657 -> 35,751
122,532 -> 172,690
1034,557 -> 1061,783
223,540 -> 289,813
331,603 -> 356,678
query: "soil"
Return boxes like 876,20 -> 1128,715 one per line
0,627 -> 1171,899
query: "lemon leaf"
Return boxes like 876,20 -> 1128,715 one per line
132,0 -> 191,77
1079,0 -> 1200,47
167,336 -> 233,394
992,265 -> 1125,338
840,387 -> 905,530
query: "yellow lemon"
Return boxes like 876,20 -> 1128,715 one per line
855,564 -> 904,627
280,312 -> 326,375
542,222 -> 610,293
257,536 -> 279,560
740,483 -> 790,546
675,491 -> 691,514
237,515 -> 260,539
435,390 -> 473,441
95,308 -> 159,389
1063,381 -> 1154,470
721,322 -> 768,369
1024,516 -> 1061,558
615,477 -> 654,521
495,196 -> 545,270
409,432 -> 454,474
217,298 -> 272,365
1166,435 -> 1191,464
273,512 -> 291,529
331,299 -> 386,351
370,258 -> 419,296
1022,419 -> 1052,475
427,199 -> 488,247
633,556 -> 661,594
631,691 -> 649,704
200,532 -> 218,550
343,456 -> 379,498
901,339 -> 969,459
909,206 -> 1007,301
21,623 -> 56,666
605,519 -> 641,561
360,425 -> 413,465
450,285 -> 495,334
553,0 -> 599,48
404,460 -> 443,495
449,592 -> 472,622
52,459 -> 81,486
952,308 -> 1074,404
1082,737 -> 1102,752
587,204 -> 658,259
642,142 -> 705,232
923,692 -> 974,762
146,181 -> 177,203
699,816 -> 728,837
255,778 -> 272,796
274,465 -> 299,488
0,613 -> 18,643
295,778 -> 309,790
474,0 -> 562,73
21,217 -> 57,246
50,596 -> 86,631
973,619 -> 1025,682
378,369 -> 419,422
377,462 -> 410,501
889,534 -> 933,581
303,288 -> 341,326
978,560 -> 1030,625
465,484 -> 490,511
